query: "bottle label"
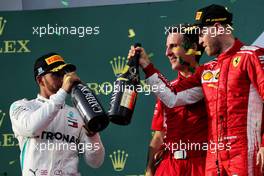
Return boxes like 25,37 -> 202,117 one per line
77,84 -> 103,113
120,88 -> 137,110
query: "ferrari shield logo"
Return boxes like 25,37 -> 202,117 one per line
232,57 -> 241,67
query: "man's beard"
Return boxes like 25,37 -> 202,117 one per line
43,77 -> 61,94
208,39 -> 221,56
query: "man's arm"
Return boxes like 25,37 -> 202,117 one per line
245,48 -> 264,171
9,88 -> 67,137
9,72 -> 80,137
146,100 -> 165,176
246,48 -> 264,99
128,46 -> 203,108
80,127 -> 105,168
146,131 -> 164,176
143,63 -> 204,108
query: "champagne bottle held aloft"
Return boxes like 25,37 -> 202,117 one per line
71,83 -> 109,132
108,43 -> 141,125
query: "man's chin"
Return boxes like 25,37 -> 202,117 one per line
206,48 -> 219,57
172,65 -> 179,71
52,87 -> 61,94
206,50 -> 214,57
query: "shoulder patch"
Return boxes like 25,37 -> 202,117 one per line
240,45 -> 259,51
259,56 -> 264,69
259,55 -> 264,61
10,103 -> 30,119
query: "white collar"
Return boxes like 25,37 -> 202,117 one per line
37,94 -> 49,103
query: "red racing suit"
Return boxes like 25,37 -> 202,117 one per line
151,73 -> 208,176
145,39 -> 264,176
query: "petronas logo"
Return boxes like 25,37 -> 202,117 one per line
109,149 -> 128,171
0,110 -> 6,129
109,56 -> 128,76
0,17 -> 7,36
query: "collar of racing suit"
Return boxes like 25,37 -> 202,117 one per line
178,71 -> 193,80
171,72 -> 189,85
217,39 -> 244,61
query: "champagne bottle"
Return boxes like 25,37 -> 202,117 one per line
71,83 -> 109,132
108,43 -> 141,125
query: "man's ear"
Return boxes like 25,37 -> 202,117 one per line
213,22 -> 224,33
213,22 -> 222,28
36,76 -> 44,86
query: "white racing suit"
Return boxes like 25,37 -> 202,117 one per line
9,88 -> 105,176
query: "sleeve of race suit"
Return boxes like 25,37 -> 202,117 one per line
9,88 -> 67,137
80,128 -> 105,168
247,48 -> 264,100
151,99 -> 165,131
245,48 -> 264,146
143,63 -> 204,108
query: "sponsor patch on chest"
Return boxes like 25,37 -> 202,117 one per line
201,69 -> 220,83
66,111 -> 78,128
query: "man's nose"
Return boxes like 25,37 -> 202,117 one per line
166,48 -> 172,57
199,36 -> 203,45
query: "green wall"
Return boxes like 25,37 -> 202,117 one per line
0,0 -> 263,175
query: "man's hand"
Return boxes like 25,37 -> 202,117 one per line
128,46 -> 151,68
62,72 -> 80,93
256,147 -> 264,173
145,168 -> 154,176
145,131 -> 164,176
83,125 -> 97,137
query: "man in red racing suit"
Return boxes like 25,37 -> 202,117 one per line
130,4 -> 264,176
145,24 -> 207,176
144,39 -> 264,176
150,74 -> 208,176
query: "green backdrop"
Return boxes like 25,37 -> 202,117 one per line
0,0 -> 263,175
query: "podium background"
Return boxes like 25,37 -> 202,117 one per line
0,0 -> 263,175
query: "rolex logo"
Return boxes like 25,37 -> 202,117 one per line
0,110 -> 6,128
0,17 -> 7,36
109,150 -> 128,171
109,56 -> 128,76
